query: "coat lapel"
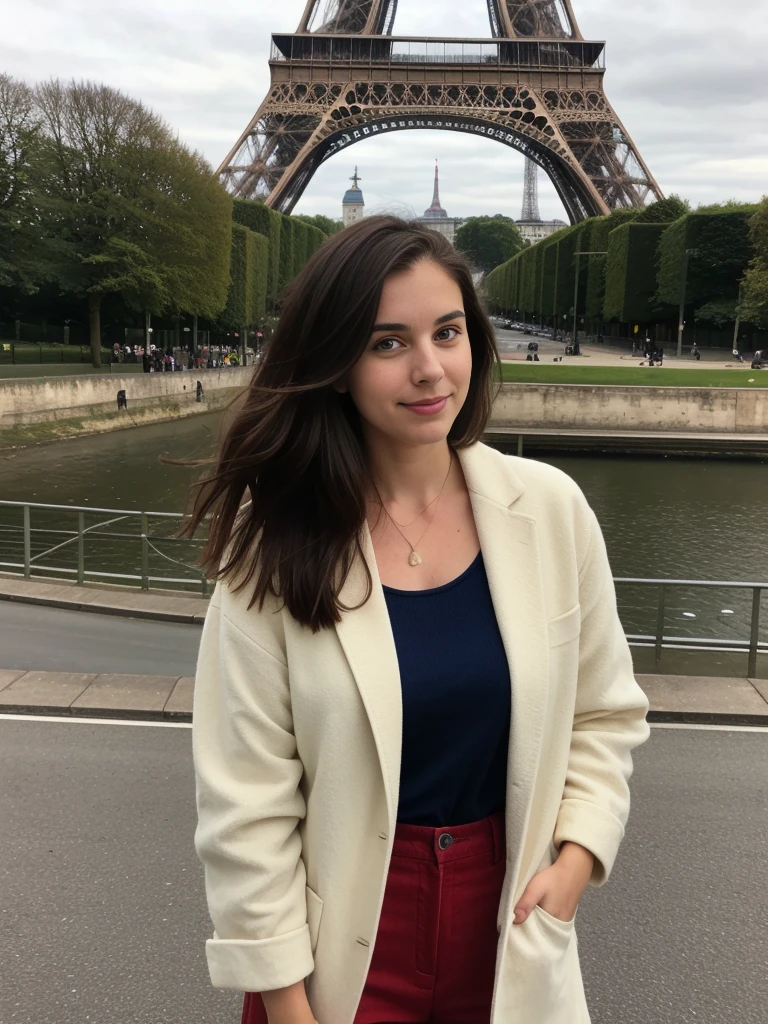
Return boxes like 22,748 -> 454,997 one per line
334,442 -> 550,847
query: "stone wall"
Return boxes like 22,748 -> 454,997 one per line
490,383 -> 768,434
2,372 -> 767,446
0,367 -> 252,445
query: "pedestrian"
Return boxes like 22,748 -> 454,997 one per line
732,344 -> 744,363
691,344 -> 701,361
188,216 -> 650,1024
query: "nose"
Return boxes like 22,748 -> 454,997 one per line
410,338 -> 445,385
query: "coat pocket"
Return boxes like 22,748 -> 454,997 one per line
547,604 -> 581,649
306,884 -> 324,954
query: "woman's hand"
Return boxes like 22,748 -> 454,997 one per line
512,841 -> 595,925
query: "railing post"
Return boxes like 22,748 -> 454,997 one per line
140,513 -> 150,591
748,587 -> 761,678
77,511 -> 85,584
23,504 -> 31,578
655,583 -> 666,670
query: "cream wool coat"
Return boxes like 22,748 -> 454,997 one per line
192,441 -> 651,1024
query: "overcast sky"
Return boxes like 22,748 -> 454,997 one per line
3,0 -> 766,222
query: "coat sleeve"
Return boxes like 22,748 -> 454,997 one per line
552,499 -> 651,888
191,582 -> 313,991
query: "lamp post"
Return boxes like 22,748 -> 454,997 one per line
676,248 -> 694,359
572,251 -> 607,350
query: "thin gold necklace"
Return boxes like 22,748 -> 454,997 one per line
371,452 -> 454,567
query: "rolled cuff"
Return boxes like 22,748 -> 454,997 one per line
553,798 -> 626,888
206,923 -> 314,991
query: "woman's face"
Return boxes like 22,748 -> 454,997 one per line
335,259 -> 472,451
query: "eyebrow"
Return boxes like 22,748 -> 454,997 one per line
371,310 -> 466,333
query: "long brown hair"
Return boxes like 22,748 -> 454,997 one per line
180,215 -> 502,632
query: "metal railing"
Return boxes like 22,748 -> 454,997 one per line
0,500 -> 209,596
615,577 -> 765,678
270,34 -> 606,70
0,501 -> 765,675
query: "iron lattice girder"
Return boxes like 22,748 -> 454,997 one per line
219,0 -> 662,221
299,0 -> 582,39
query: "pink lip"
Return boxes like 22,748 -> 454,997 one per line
402,396 -> 448,415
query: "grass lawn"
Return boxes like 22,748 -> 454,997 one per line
500,364 -> 768,388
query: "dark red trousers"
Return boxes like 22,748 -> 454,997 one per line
242,810 -> 506,1024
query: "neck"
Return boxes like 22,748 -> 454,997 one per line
364,438 -> 457,510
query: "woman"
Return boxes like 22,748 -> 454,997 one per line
189,216 -> 650,1024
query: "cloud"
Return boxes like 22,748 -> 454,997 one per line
1,0 -> 765,221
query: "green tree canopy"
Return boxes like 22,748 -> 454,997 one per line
633,194 -> 690,225
0,73 -> 50,298
294,213 -> 341,236
739,196 -> 768,328
455,215 -> 525,274
31,78 -> 232,365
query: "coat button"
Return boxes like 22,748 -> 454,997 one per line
438,833 -> 454,850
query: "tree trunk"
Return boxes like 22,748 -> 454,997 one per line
88,293 -> 102,368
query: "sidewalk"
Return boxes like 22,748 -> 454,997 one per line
1,575 -> 767,725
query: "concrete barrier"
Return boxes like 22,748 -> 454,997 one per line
2,373 -> 767,446
490,383 -> 768,435
0,365 -> 253,425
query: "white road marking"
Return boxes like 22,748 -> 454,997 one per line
0,713 -> 191,728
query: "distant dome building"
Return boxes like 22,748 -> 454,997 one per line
416,161 -> 463,245
342,167 -> 365,227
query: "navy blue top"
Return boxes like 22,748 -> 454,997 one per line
382,551 -> 511,828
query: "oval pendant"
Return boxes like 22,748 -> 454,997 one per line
409,551 -> 422,566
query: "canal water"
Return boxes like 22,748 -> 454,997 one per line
1,412 -> 766,678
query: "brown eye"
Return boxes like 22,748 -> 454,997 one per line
373,337 -> 401,352
436,327 -> 460,341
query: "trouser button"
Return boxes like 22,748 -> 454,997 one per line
438,833 -> 454,850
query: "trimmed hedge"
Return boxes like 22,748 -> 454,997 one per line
603,223 -> 666,323
232,199 -> 282,307
584,210 -> 641,320
655,207 -> 757,309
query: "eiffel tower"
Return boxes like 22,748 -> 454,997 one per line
218,1 -> 663,222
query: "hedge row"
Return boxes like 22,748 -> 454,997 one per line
485,203 -> 756,328
226,200 -> 329,328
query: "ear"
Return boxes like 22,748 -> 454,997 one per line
332,377 -> 349,395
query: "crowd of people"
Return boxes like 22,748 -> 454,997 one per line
111,341 -> 259,372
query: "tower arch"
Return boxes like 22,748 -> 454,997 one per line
218,2 -> 662,222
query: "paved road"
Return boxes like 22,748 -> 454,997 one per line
1,717 -> 766,1024
0,600 -> 202,676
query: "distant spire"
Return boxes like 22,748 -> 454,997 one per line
423,159 -> 448,219
350,166 -> 361,189
431,160 -> 441,208
521,158 -> 542,222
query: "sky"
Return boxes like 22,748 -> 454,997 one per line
2,0 -> 766,223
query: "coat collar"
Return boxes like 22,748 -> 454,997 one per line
334,442 -> 549,840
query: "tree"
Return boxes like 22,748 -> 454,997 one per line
32,79 -> 232,366
455,215 -> 525,274
633,194 -> 690,225
739,196 -> 768,328
0,74 -> 49,298
294,213 -> 340,236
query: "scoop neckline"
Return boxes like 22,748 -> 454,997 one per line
381,550 -> 483,596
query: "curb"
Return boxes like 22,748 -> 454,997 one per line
0,703 -> 193,722
2,705 -> 765,728
0,590 -> 208,624
647,709 -> 768,728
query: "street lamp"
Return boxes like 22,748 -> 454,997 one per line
677,248 -> 695,359
572,251 -> 607,350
